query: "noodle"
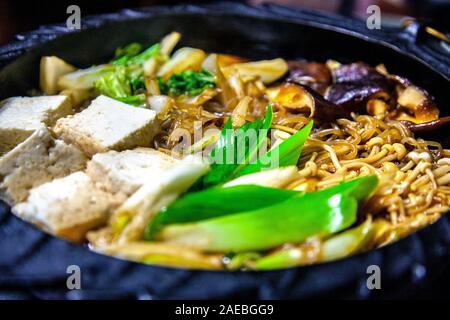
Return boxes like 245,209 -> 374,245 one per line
277,114 -> 450,234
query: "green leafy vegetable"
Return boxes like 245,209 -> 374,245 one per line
127,43 -> 160,65
201,106 -> 273,188
112,43 -> 160,66
238,120 -> 313,176
145,185 -> 299,239
158,69 -> 216,96
199,106 -> 312,188
112,42 -> 142,65
130,78 -> 145,92
94,66 -> 131,99
94,42 -> 161,105
94,68 -> 146,106
116,94 -> 146,106
154,175 -> 378,252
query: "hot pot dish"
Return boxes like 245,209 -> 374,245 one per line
1,32 -> 449,270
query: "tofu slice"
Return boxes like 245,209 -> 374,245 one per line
53,95 -> 157,156
0,95 -> 73,154
0,126 -> 87,205
86,148 -> 179,196
13,172 -> 122,242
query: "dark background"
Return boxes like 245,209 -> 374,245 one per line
1,0 -> 449,46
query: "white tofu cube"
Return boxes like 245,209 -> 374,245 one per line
0,126 -> 87,205
13,172 -> 121,242
54,95 -> 157,156
0,95 -> 73,154
86,148 -> 179,195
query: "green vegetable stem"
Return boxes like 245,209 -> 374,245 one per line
145,185 -> 299,239
201,105 -> 313,188
153,175 -> 378,252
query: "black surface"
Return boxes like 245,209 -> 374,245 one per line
0,3 -> 449,299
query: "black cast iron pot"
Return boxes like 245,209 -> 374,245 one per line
0,3 -> 449,299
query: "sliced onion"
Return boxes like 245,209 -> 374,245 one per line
176,88 -> 219,106
40,56 -> 76,94
160,31 -> 181,56
157,47 -> 206,79
201,53 -> 218,74
222,58 -> 288,84
231,96 -> 252,127
147,95 -> 174,120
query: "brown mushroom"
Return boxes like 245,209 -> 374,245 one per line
325,62 -> 393,111
267,82 -> 350,123
286,60 -> 332,95
401,116 -> 450,133
394,85 -> 439,123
